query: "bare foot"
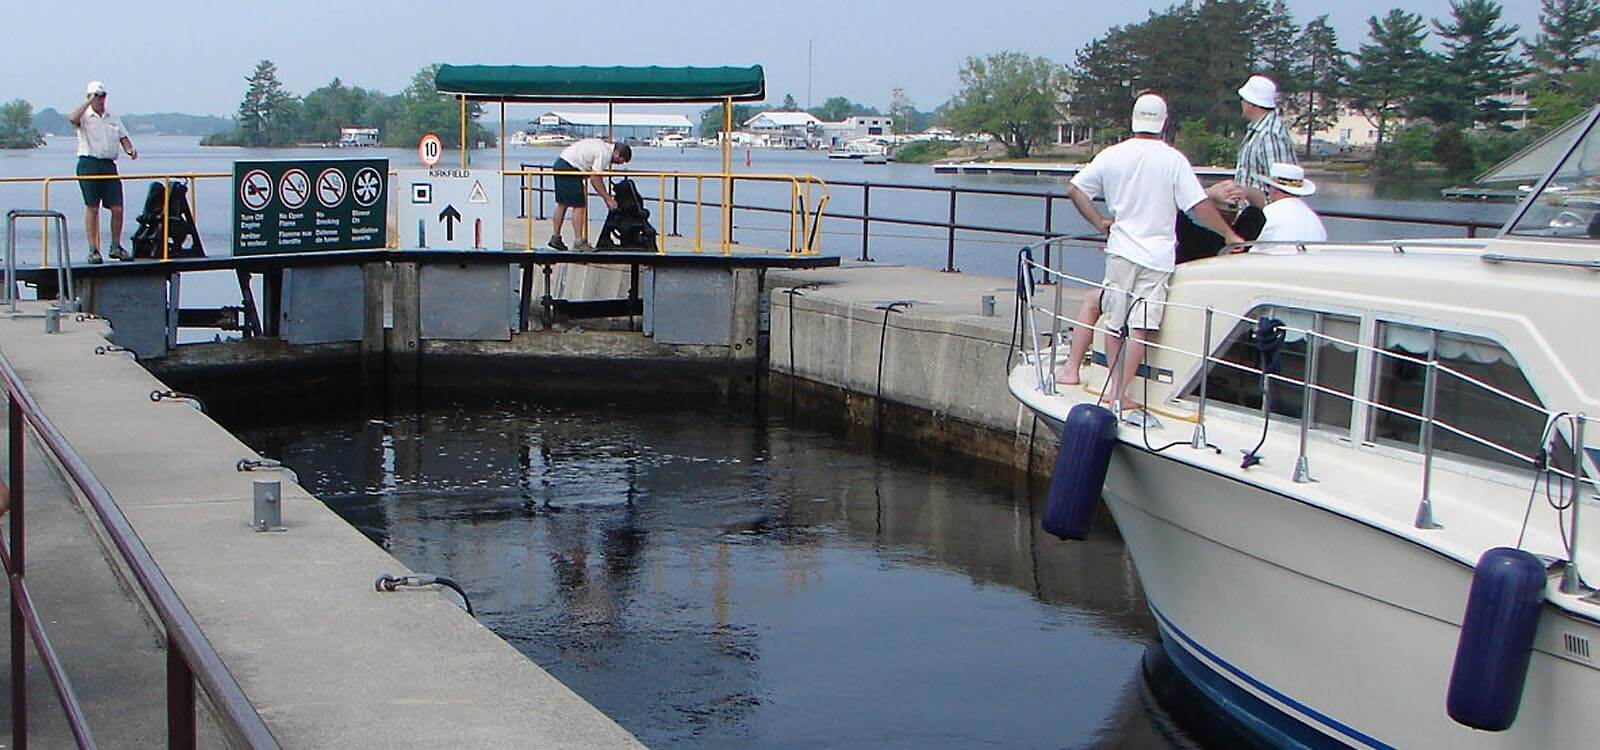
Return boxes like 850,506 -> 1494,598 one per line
1053,371 -> 1081,386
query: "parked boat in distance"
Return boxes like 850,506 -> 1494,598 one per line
1008,108 -> 1600,748
827,138 -> 889,160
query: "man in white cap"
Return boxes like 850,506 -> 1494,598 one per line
68,81 -> 138,264
1252,162 -> 1326,245
1055,93 -> 1242,412
1205,74 -> 1296,208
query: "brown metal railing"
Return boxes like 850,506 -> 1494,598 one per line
0,350 -> 279,749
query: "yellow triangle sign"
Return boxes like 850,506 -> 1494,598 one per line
467,180 -> 489,204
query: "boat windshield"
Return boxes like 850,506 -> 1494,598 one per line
1506,109 -> 1600,238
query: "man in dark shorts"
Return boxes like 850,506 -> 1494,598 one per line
549,139 -> 630,251
69,81 -> 138,263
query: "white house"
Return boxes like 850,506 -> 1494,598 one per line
742,111 -> 822,148
819,116 -> 894,147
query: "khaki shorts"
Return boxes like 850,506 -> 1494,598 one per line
1099,255 -> 1170,331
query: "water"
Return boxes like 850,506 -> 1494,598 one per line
221,392 -> 1190,749
1,135 -> 1516,284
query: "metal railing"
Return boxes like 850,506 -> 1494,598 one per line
0,349 -> 279,748
0,173 -> 231,264
520,174 -> 1505,272
1014,237 -> 1593,583
509,167 -> 829,255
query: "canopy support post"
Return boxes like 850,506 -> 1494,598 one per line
458,95 -> 468,167
721,96 -> 733,254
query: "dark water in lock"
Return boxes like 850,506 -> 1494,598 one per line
223,393 -> 1198,749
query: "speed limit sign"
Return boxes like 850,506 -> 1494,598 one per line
418,133 -> 442,168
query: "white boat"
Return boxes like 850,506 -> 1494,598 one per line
644,132 -> 697,149
827,139 -> 888,160
1008,110 -> 1600,748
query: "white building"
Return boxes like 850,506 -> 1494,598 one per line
742,111 -> 822,148
535,111 -> 695,142
819,116 -> 894,147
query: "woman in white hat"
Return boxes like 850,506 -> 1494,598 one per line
1253,162 -> 1326,244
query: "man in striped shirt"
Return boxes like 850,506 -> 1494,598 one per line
1205,75 -> 1297,208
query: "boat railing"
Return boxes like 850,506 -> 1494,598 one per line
0,348 -> 280,748
1014,237 -> 1593,589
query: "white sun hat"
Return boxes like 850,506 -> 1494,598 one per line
1130,93 -> 1167,134
1266,162 -> 1316,196
86,80 -> 107,96
1237,75 -> 1277,109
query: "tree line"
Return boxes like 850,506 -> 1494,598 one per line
1034,0 -> 1592,174
202,61 -> 496,148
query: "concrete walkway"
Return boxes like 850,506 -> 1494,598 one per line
0,397 -> 226,747
0,304 -> 645,748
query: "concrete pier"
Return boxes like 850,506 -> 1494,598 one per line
0,303 -> 646,748
769,263 -> 1083,471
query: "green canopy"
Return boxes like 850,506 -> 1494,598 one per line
434,65 -> 765,103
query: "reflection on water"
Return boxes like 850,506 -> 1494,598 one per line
222,393 -> 1201,749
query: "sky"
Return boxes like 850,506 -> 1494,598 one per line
6,0 -> 1543,118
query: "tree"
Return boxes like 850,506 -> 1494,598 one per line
807,96 -> 878,122
1527,0 -> 1600,88
698,103 -> 763,137
300,78 -> 391,144
945,51 -> 1064,158
1256,0 -> 1302,97
226,60 -> 300,147
1417,0 -> 1524,128
887,88 -> 914,135
1292,16 -> 1346,156
1349,10 -> 1430,167
1070,29 -> 1141,141
387,64 -> 494,149
0,99 -> 43,149
780,93 -> 799,111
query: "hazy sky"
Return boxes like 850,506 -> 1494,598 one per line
7,0 -> 1542,117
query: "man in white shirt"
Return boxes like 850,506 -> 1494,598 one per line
1055,93 -> 1242,411
549,139 -> 631,251
69,81 -> 138,263
1251,162 -> 1327,246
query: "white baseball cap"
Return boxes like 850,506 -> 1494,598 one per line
1238,75 -> 1277,109
1266,162 -> 1316,196
86,81 -> 107,96
1130,93 -> 1168,134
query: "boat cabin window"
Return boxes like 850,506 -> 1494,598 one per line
1370,323 -> 1545,469
1505,111 -> 1600,238
1188,306 -> 1359,431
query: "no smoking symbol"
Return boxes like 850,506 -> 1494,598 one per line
316,168 -> 348,208
352,167 -> 383,207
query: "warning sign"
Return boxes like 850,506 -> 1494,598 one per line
232,159 -> 388,255
396,168 -> 502,250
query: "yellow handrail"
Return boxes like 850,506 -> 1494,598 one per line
505,168 -> 829,256
0,172 -> 231,264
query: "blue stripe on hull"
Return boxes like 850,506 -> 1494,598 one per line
1152,607 -> 1395,750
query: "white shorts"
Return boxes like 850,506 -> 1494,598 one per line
1099,255 -> 1170,331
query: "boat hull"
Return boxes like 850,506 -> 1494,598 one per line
1093,441 -> 1600,749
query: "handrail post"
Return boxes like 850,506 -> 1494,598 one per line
10,392 -> 27,750
1047,258 -> 1063,395
860,182 -> 872,262
537,174 -> 546,220
1041,194 -> 1054,280
1293,321 -> 1320,483
671,175 -> 681,237
944,189 -> 957,272
1191,307 -> 1214,450
6,213 -> 17,312
1413,359 -> 1442,529
162,177 -> 173,262
168,646 -> 197,749
1560,413 -> 1589,594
